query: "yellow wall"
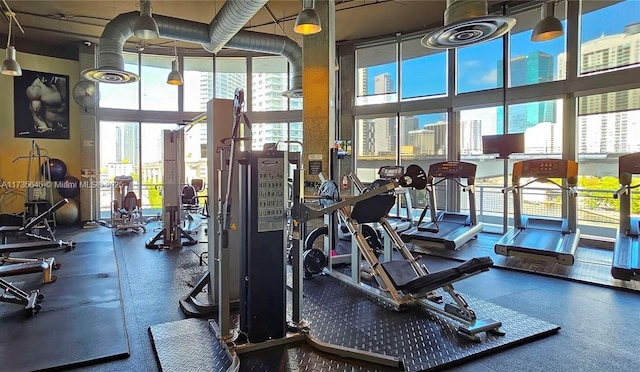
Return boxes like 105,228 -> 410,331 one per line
0,48 -> 80,213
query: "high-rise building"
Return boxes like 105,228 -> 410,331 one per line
401,116 -> 420,146
497,51 -> 556,133
355,72 -> 397,156
561,23 -> 640,153
123,125 -> 139,166
115,127 -> 122,163
406,121 -> 447,156
460,119 -> 482,155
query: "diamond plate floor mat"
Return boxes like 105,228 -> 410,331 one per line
150,275 -> 559,371
149,318 -> 232,371
407,235 -> 640,292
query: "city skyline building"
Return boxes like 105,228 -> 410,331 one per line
497,51 -> 556,133
566,22 -> 640,154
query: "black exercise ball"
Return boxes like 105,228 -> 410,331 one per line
57,175 -> 80,198
41,158 -> 67,181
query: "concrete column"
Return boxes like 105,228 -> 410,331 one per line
78,44 -> 99,223
302,0 -> 336,190
338,44 -> 355,192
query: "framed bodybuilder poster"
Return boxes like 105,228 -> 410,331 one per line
14,70 -> 70,139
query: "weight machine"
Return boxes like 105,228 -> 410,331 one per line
181,91 -> 401,369
146,129 -> 197,249
297,167 -> 504,342
12,140 -> 56,231
111,175 -> 146,236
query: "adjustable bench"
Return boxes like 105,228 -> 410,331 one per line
0,198 -> 75,247
0,261 -> 50,316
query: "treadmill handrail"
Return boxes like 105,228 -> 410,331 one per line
613,183 -> 640,199
507,178 -> 578,195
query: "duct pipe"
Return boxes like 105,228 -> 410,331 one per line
207,0 -> 269,54
82,10 -> 302,94
215,30 -> 303,97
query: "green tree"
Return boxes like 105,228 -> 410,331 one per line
579,175 -> 620,211
147,183 -> 162,209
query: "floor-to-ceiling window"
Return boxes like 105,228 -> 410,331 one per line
97,51 -> 302,217
355,43 -> 398,106
579,0 -> 640,75
99,121 -> 139,219
183,56 -> 214,112
141,54 -> 179,111
400,112 -> 447,211
140,123 -> 179,216
350,0 -> 640,239
355,115 -> 398,183
459,106 -> 504,231
577,88 -> 640,236
456,38 -> 503,94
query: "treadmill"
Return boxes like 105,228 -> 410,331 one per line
611,153 -> 640,281
371,166 -> 414,233
495,159 -> 580,266
401,161 -> 483,250
339,166 -> 414,241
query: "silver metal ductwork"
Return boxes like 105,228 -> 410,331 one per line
222,31 -> 303,98
207,0 -> 268,54
81,0 -> 303,95
422,0 -> 516,49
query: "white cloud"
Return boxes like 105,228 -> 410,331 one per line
475,68 -> 498,84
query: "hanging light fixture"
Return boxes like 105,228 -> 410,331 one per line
134,0 -> 159,40
166,41 -> 183,86
531,1 -> 564,42
1,11 -> 22,76
294,0 -> 321,35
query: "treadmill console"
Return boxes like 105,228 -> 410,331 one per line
514,159 -> 578,179
378,166 -> 405,180
428,161 -> 477,179
618,153 -> 640,177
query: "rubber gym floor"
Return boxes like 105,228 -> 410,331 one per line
1,223 -> 638,371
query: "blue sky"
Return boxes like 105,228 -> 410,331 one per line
365,0 -> 640,126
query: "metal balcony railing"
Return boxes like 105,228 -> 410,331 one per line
98,183 -> 624,238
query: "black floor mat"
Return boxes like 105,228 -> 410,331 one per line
0,227 -> 129,371
150,274 -> 559,372
408,233 -> 640,292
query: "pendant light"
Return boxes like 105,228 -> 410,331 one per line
531,1 -> 564,42
294,0 -> 322,35
134,0 -> 159,40
167,41 -> 183,86
1,11 -> 22,76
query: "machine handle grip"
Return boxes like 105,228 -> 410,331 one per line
613,185 -> 628,199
